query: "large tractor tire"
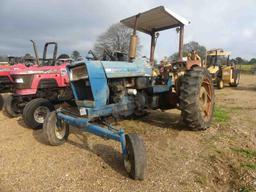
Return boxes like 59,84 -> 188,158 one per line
22,98 -> 55,129
179,67 -> 215,130
43,111 -> 69,146
5,95 -> 21,117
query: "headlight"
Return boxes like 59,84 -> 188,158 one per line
15,78 -> 24,83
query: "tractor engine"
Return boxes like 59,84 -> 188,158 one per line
107,77 -> 150,115
68,59 -> 174,120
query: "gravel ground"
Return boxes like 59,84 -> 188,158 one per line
0,74 -> 255,192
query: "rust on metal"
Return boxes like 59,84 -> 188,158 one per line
200,77 -> 213,121
178,25 -> 184,61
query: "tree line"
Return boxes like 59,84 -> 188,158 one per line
1,23 -> 255,64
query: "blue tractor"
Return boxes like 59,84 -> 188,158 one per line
43,6 -> 215,180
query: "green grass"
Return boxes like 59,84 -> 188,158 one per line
240,64 -> 255,73
214,106 -> 230,123
239,186 -> 254,192
241,163 -> 256,170
192,170 -> 207,185
231,148 -> 256,171
231,148 -> 256,159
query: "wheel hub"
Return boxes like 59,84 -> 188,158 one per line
200,79 -> 213,121
124,156 -> 132,173
55,121 -> 67,140
33,106 -> 50,124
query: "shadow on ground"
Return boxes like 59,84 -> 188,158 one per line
231,85 -> 256,92
16,117 -> 32,130
33,127 -> 128,178
135,110 -> 191,131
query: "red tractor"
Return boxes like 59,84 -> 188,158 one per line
0,57 -> 31,109
5,41 -> 73,129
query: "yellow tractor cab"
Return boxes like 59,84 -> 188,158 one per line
206,49 -> 240,89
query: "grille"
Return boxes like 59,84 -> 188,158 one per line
0,76 -> 11,83
13,75 -> 33,89
70,64 -> 88,81
39,79 -> 57,88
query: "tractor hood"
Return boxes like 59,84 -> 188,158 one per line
0,63 -> 28,73
69,58 -> 152,80
10,63 -> 68,75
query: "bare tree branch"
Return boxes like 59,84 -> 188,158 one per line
93,23 -> 141,60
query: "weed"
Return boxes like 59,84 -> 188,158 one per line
241,163 -> 256,170
214,106 -> 230,123
231,148 -> 256,159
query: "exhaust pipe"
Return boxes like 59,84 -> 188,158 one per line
128,14 -> 140,62
30,40 -> 40,65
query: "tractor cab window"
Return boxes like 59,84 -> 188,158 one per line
207,56 -> 215,67
216,55 -> 228,66
207,55 -> 228,67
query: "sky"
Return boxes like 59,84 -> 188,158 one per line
0,0 -> 255,60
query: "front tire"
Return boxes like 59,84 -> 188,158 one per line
124,133 -> 146,180
5,95 -> 21,117
43,111 -> 69,146
179,67 -> 215,130
0,94 -> 4,110
22,98 -> 55,129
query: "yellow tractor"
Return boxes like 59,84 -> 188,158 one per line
206,49 -> 240,89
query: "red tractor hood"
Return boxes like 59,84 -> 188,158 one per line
10,63 -> 68,75
0,63 -> 28,75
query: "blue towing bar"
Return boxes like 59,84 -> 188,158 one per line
57,112 -> 127,156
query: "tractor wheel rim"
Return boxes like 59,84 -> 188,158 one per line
124,157 -> 132,173
200,78 -> 213,121
34,106 -> 50,124
55,122 -> 66,140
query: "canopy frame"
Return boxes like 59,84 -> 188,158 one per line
121,6 -> 190,63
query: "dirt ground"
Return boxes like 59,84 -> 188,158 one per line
0,74 -> 255,192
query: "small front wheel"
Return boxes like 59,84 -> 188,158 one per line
0,94 -> 4,110
5,95 -> 21,117
124,133 -> 146,180
22,98 -> 55,129
43,111 -> 69,146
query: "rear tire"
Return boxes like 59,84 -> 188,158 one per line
22,98 -> 55,129
5,95 -> 21,117
43,111 -> 69,146
124,133 -> 146,180
179,67 -> 215,130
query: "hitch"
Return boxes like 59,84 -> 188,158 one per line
43,110 -> 146,180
